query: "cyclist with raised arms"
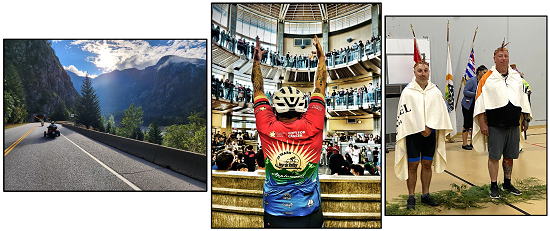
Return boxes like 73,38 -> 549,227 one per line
252,35 -> 327,228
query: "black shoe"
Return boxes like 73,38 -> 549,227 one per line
490,187 -> 500,199
468,144 -> 473,148
502,184 -> 522,196
406,197 -> 415,210
462,145 -> 472,150
421,194 -> 439,206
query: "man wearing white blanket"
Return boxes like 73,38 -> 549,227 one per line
472,41 -> 532,199
395,59 -> 453,210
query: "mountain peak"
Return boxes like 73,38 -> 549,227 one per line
155,55 -> 205,70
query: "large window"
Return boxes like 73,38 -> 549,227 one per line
212,4 -> 229,28
329,5 -> 371,32
236,6 -> 278,46
284,22 -> 322,35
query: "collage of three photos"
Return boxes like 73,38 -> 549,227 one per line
2,2 -> 547,229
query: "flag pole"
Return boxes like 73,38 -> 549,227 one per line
410,23 -> 416,38
447,19 -> 449,43
455,26 -> 478,109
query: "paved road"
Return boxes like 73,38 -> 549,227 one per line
4,123 -> 206,191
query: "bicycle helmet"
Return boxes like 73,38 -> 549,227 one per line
272,86 -> 306,113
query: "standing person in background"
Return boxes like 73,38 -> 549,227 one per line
461,65 -> 487,150
244,145 -> 256,172
352,145 -> 360,164
255,148 -> 266,172
252,35 -> 327,228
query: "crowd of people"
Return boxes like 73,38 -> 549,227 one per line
324,143 -> 381,176
211,129 -> 381,176
212,23 -> 381,69
211,76 -> 253,103
326,83 -> 381,108
332,132 -> 382,144
212,130 -> 260,172
212,75 -> 381,111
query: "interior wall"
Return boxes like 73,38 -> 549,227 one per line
283,37 -> 322,56
328,24 -> 372,52
385,16 -> 547,137
212,113 -> 223,129
329,116 -> 374,131
281,23 -> 372,56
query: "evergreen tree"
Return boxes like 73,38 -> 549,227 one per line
147,118 -> 163,145
131,126 -> 144,141
120,103 -> 144,139
99,115 -> 106,132
163,111 -> 206,154
75,74 -> 102,129
4,61 -> 28,123
50,100 -> 69,121
106,115 -> 116,134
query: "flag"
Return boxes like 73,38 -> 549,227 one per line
413,37 -> 421,63
445,40 -> 457,137
464,46 -> 475,82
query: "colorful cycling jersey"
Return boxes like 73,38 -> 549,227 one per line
254,93 -> 325,217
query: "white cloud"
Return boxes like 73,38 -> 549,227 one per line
71,40 -> 206,73
63,65 -> 98,78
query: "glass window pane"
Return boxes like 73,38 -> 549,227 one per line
271,31 -> 277,45
242,23 -> 250,36
250,25 -> 257,38
236,20 -> 243,34
257,28 -> 265,41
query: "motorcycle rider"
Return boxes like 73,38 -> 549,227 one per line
48,121 -> 57,131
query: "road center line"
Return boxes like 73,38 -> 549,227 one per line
62,134 -> 142,191
4,124 -> 38,156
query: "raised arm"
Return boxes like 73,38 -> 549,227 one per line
252,36 -> 266,99
312,35 -> 327,95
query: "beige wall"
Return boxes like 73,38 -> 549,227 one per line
328,24 -> 372,52
212,113 -> 223,128
283,37 -> 321,56
328,116 -> 373,131
281,24 -> 372,56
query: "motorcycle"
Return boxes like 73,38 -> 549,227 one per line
44,125 -> 60,138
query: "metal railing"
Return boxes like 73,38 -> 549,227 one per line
325,88 -> 381,110
212,35 -> 381,69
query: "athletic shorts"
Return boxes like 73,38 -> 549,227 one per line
462,104 -> 474,130
488,126 -> 520,160
406,132 -> 436,162
264,208 -> 323,228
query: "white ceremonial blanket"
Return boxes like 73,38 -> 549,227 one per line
472,66 -> 532,153
394,77 -> 453,180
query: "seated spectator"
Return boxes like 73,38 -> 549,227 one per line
329,154 -> 352,175
236,163 -> 249,172
345,153 -> 353,165
350,164 -> 365,176
213,151 -> 234,171
363,161 -> 379,176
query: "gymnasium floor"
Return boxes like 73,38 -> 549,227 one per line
385,125 -> 547,215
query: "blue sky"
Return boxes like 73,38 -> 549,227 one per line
51,40 -> 206,78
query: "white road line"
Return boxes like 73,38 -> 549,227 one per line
62,134 -> 142,191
